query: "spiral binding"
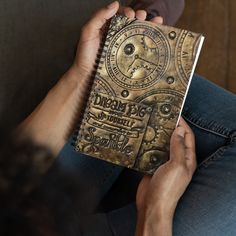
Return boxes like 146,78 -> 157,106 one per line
72,15 -> 137,152
72,16 -> 120,150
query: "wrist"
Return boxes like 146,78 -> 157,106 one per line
136,203 -> 176,236
138,197 -> 177,221
67,63 -> 91,87
143,213 -> 173,236
146,200 -> 176,220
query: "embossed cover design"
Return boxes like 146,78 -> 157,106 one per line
75,15 -> 204,174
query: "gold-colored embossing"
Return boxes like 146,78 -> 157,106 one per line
75,15 -> 203,174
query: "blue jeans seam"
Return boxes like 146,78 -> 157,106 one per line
182,110 -> 230,139
182,108 -> 236,169
198,145 -> 227,169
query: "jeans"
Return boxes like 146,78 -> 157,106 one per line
50,74 -> 236,236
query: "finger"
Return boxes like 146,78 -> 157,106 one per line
150,16 -> 163,24
185,148 -> 197,173
135,10 -> 147,21
136,175 -> 151,209
178,117 -> 196,171
85,1 -> 119,34
178,117 -> 195,150
138,175 -> 151,195
184,130 -> 195,151
118,5 -> 124,14
184,130 -> 196,170
178,117 -> 191,133
170,125 -> 196,174
170,126 -> 186,162
119,7 -> 135,19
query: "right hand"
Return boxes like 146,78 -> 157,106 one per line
136,117 -> 197,235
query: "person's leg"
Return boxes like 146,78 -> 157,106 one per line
172,74 -> 236,235
182,75 -> 236,164
173,142 -> 236,236
54,136 -> 124,211
102,74 -> 235,206
43,137 -> 123,214
101,75 -> 236,235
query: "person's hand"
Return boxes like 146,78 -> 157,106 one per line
136,117 -> 197,236
18,2 -> 162,157
72,1 -> 163,81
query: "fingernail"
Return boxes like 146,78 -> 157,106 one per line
107,1 -> 117,9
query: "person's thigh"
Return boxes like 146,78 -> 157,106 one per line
183,74 -> 236,164
54,136 -> 124,211
104,75 -> 236,209
104,75 -> 236,235
173,75 -> 236,235
41,135 -> 123,222
174,140 -> 236,236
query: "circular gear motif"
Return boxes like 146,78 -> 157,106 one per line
137,150 -> 168,173
141,36 -> 158,52
175,30 -> 200,86
134,89 -> 184,172
106,24 -> 170,90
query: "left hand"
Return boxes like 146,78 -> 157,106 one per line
18,1 -> 162,156
72,1 -> 163,80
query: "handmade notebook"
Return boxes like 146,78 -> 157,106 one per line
74,15 -> 204,174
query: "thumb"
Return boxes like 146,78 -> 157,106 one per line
170,126 -> 186,163
84,1 -> 119,35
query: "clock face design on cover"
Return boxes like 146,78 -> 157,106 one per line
106,24 -> 170,90
175,30 -> 200,86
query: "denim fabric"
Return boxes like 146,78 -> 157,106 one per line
50,74 -> 236,236
104,75 -> 236,236
57,141 -> 123,210
173,75 -> 236,236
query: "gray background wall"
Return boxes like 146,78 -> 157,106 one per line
0,0 -> 113,124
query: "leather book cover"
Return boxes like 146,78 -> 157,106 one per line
74,15 -> 204,174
